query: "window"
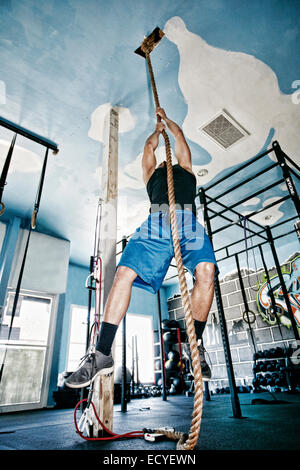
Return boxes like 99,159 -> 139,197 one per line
114,313 -> 154,384
0,291 -> 55,411
67,305 -> 89,372
0,294 -> 51,344
66,309 -> 155,385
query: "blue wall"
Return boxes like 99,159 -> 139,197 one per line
48,262 -> 90,405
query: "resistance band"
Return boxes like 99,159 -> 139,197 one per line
243,216 -> 260,292
235,253 -> 257,355
31,147 -> 49,229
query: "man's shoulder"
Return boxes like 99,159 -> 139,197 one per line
176,163 -> 195,177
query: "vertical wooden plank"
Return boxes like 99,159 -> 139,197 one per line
92,107 -> 119,437
92,371 -> 114,434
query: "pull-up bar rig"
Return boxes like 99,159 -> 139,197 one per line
196,140 -> 299,417
154,140 -> 299,415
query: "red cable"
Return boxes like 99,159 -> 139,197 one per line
97,257 -> 102,332
74,398 -> 143,441
93,273 -> 97,346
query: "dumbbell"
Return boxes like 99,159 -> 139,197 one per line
253,362 -> 261,373
252,376 -> 261,388
150,386 -> 159,397
275,360 -> 285,371
268,348 -> 277,358
265,373 -> 275,386
274,373 -> 286,387
257,374 -> 267,386
270,372 -> 285,386
256,375 -> 267,387
238,385 -> 249,393
263,349 -> 272,358
266,361 -> 277,372
259,362 -> 268,372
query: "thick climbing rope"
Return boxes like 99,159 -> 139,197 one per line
141,41 -> 204,450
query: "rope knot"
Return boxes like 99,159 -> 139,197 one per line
140,28 -> 164,56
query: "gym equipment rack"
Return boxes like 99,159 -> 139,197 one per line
200,140 -> 299,416
252,346 -> 298,391
164,140 -> 300,418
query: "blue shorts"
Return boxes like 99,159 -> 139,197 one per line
117,210 -> 219,294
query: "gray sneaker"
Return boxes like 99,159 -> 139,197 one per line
183,340 -> 212,381
65,351 -> 114,389
198,342 -> 212,381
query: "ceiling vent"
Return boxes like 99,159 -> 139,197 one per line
200,110 -> 250,150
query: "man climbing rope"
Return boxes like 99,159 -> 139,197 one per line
65,107 -> 218,389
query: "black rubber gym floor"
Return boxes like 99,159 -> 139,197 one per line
0,392 -> 299,462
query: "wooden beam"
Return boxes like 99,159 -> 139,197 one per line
92,107 -> 119,437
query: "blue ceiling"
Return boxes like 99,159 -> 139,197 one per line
0,0 -> 299,270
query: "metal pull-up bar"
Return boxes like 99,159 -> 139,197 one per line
0,116 -> 59,153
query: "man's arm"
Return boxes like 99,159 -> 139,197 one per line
142,121 -> 165,185
156,107 -> 192,172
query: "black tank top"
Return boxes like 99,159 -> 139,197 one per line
146,163 -> 197,215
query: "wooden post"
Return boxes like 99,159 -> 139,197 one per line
92,107 -> 119,437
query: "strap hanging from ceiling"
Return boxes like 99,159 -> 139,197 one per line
0,133 -> 17,216
0,145 -> 53,384
31,147 -> 49,229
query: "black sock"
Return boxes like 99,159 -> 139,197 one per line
96,321 -> 118,355
194,320 -> 206,342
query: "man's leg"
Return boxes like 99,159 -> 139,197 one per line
66,266 -> 137,388
96,266 -> 138,354
190,261 -> 215,339
188,261 -> 215,380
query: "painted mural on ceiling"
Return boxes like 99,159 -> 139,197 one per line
0,0 -> 299,275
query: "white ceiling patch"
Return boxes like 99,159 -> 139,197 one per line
88,103 -> 136,143
242,197 -> 261,207
164,16 -> 300,185
242,197 -> 284,225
